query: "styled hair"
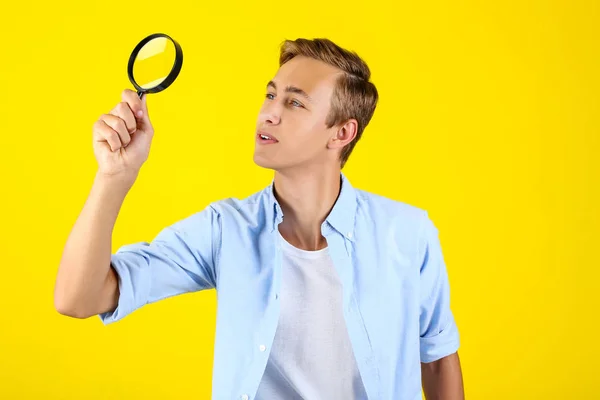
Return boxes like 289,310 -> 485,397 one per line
279,38 -> 378,169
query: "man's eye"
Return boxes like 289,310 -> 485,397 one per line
265,93 -> 275,100
290,100 -> 303,108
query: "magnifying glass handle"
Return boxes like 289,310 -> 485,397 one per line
137,90 -> 144,99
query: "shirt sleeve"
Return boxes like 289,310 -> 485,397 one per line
418,211 -> 460,363
98,204 -> 222,325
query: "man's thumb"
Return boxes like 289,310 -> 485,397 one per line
137,94 -> 151,126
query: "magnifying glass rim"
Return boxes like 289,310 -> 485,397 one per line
127,32 -> 183,95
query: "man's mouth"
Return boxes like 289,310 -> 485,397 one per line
256,131 -> 279,144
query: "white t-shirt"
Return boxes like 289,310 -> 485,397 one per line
254,229 -> 369,399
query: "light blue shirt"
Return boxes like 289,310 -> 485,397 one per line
99,171 -> 460,400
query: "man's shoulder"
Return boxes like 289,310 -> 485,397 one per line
355,189 -> 434,254
166,188 -> 268,239
355,188 -> 428,224
202,186 -> 269,218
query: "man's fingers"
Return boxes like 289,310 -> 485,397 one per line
93,119 -> 122,152
110,102 -> 137,134
100,114 -> 131,148
121,89 -> 145,119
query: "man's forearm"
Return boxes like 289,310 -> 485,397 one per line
54,171 -> 136,317
421,351 -> 465,400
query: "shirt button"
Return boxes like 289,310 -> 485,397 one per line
259,344 -> 266,352
241,395 -> 249,400
348,232 -> 353,238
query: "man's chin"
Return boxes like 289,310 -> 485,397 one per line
253,153 -> 277,170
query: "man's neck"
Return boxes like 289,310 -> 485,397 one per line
273,166 -> 342,251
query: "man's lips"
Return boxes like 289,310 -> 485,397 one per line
257,130 -> 279,142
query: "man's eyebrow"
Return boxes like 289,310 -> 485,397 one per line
267,80 -> 313,103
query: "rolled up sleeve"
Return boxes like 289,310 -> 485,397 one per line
99,205 -> 222,325
418,212 -> 460,363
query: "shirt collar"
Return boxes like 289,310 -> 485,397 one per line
266,171 -> 358,242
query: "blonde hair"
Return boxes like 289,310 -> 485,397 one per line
279,38 -> 379,169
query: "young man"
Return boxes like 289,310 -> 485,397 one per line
55,38 -> 464,400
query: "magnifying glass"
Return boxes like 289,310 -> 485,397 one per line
127,33 -> 183,99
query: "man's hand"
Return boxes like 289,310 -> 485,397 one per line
93,89 -> 154,180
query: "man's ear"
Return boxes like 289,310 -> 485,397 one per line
328,119 -> 358,149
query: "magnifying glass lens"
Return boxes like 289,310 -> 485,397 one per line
132,37 -> 177,89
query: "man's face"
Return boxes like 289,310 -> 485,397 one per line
253,56 -> 343,171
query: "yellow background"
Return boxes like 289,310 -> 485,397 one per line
0,0 -> 598,398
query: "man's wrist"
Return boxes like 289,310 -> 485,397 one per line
93,170 -> 138,195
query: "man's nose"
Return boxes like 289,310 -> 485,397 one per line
266,113 -> 280,124
261,105 -> 281,125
